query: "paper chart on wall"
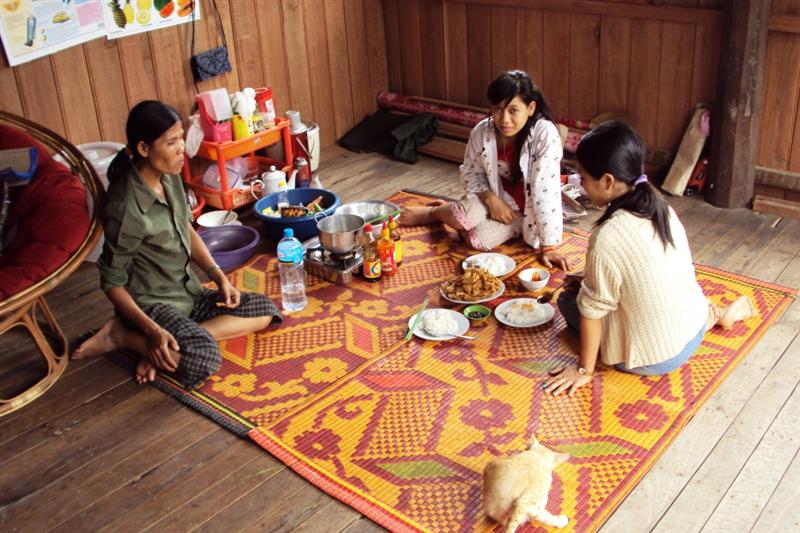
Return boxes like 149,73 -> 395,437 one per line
0,0 -> 106,67
102,0 -> 199,40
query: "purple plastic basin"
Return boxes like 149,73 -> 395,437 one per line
198,225 -> 260,269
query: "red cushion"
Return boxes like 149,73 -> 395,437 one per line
0,124 -> 90,301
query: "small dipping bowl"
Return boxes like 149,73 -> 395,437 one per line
464,304 -> 492,325
518,268 -> 550,292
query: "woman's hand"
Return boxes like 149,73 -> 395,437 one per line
481,191 -> 515,224
541,248 -> 571,271
542,365 -> 593,396
145,325 -> 179,372
217,277 -> 241,308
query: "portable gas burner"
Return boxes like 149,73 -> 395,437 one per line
303,237 -> 364,285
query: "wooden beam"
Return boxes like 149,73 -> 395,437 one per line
769,15 -> 800,34
705,0 -> 771,208
451,0 -> 723,26
753,195 -> 800,220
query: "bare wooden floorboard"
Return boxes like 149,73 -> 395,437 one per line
50,426 -> 234,532
147,454 -> 285,532
650,331 -> 800,532
702,364 -> 800,531
192,467 -> 317,531
97,432 -> 267,532
1,148 -> 797,533
290,499 -> 362,533
600,299 -> 800,533
2,405 -> 200,529
751,448 -> 800,533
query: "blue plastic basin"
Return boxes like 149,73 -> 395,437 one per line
253,188 -> 340,241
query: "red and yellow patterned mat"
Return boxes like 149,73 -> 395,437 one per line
155,192 -> 796,532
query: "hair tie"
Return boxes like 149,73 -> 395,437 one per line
123,146 -> 133,158
634,175 -> 648,186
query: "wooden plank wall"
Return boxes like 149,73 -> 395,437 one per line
757,0 -> 800,203
382,0 -> 724,155
0,0 -> 389,149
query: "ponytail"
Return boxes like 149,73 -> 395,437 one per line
106,148 -> 134,184
576,121 -> 674,249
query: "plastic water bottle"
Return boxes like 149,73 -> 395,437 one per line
276,181 -> 289,208
276,228 -> 307,312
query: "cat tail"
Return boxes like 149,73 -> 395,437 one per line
504,497 -> 533,533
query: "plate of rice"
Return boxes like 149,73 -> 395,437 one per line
408,308 -> 470,341
495,298 -> 555,328
462,253 -> 516,277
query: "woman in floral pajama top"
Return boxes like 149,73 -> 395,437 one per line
401,70 -> 570,270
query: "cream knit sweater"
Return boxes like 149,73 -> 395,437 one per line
577,207 -> 708,369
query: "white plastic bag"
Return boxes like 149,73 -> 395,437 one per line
186,113 -> 204,158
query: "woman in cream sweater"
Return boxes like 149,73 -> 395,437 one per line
543,121 -> 755,396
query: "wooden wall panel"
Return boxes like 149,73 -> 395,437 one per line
117,34 -> 159,109
541,13 -> 570,120
598,16 -> 631,114
490,6 -> 518,78
444,1 -> 468,103
655,22 -> 695,150
15,59 -> 65,137
516,9 -> 543,88
344,0 -> 374,122
3,0 -> 386,150
466,3 -> 491,107
0,62 -> 23,116
51,46 -> 101,145
281,0 -> 313,127
229,0 -> 264,90
382,0 -> 403,94
384,0 -> 725,155
304,0 -> 335,147
397,0 -> 424,97
324,0 -> 355,140
421,1 -> 447,100
255,2 -> 289,114
84,39 -> 129,142
569,14 -> 600,121
364,0 -> 390,105
627,19 -> 662,147
758,32 -> 800,171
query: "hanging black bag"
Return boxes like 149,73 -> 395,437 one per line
190,0 -> 231,82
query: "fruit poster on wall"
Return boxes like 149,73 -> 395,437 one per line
103,0 -> 197,39
0,0 -> 106,67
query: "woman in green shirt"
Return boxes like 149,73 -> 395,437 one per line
73,100 -> 281,388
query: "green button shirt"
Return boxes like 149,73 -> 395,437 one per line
97,167 -> 203,316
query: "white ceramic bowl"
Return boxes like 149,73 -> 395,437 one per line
518,268 -> 550,292
197,210 -> 239,229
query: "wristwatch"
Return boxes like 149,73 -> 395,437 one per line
577,366 -> 593,376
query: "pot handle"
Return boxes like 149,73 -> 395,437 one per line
313,210 -> 328,222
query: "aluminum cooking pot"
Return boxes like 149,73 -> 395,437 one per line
317,213 -> 365,254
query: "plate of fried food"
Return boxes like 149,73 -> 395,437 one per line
440,267 -> 506,304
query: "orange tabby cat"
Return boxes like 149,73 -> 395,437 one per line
483,435 -> 570,532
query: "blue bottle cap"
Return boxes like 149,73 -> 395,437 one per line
283,228 -> 293,238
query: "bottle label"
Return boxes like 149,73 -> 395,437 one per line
363,258 -> 381,280
393,241 -> 403,264
379,249 -> 396,274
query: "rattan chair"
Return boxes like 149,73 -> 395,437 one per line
0,111 -> 103,416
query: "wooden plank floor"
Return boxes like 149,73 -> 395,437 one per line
1,145 -> 798,532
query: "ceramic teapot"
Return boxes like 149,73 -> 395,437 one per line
251,165 -> 289,199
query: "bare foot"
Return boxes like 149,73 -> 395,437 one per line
72,318 -> 126,359
718,296 -> 757,328
425,199 -> 447,207
135,358 -> 158,384
399,205 -> 435,226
